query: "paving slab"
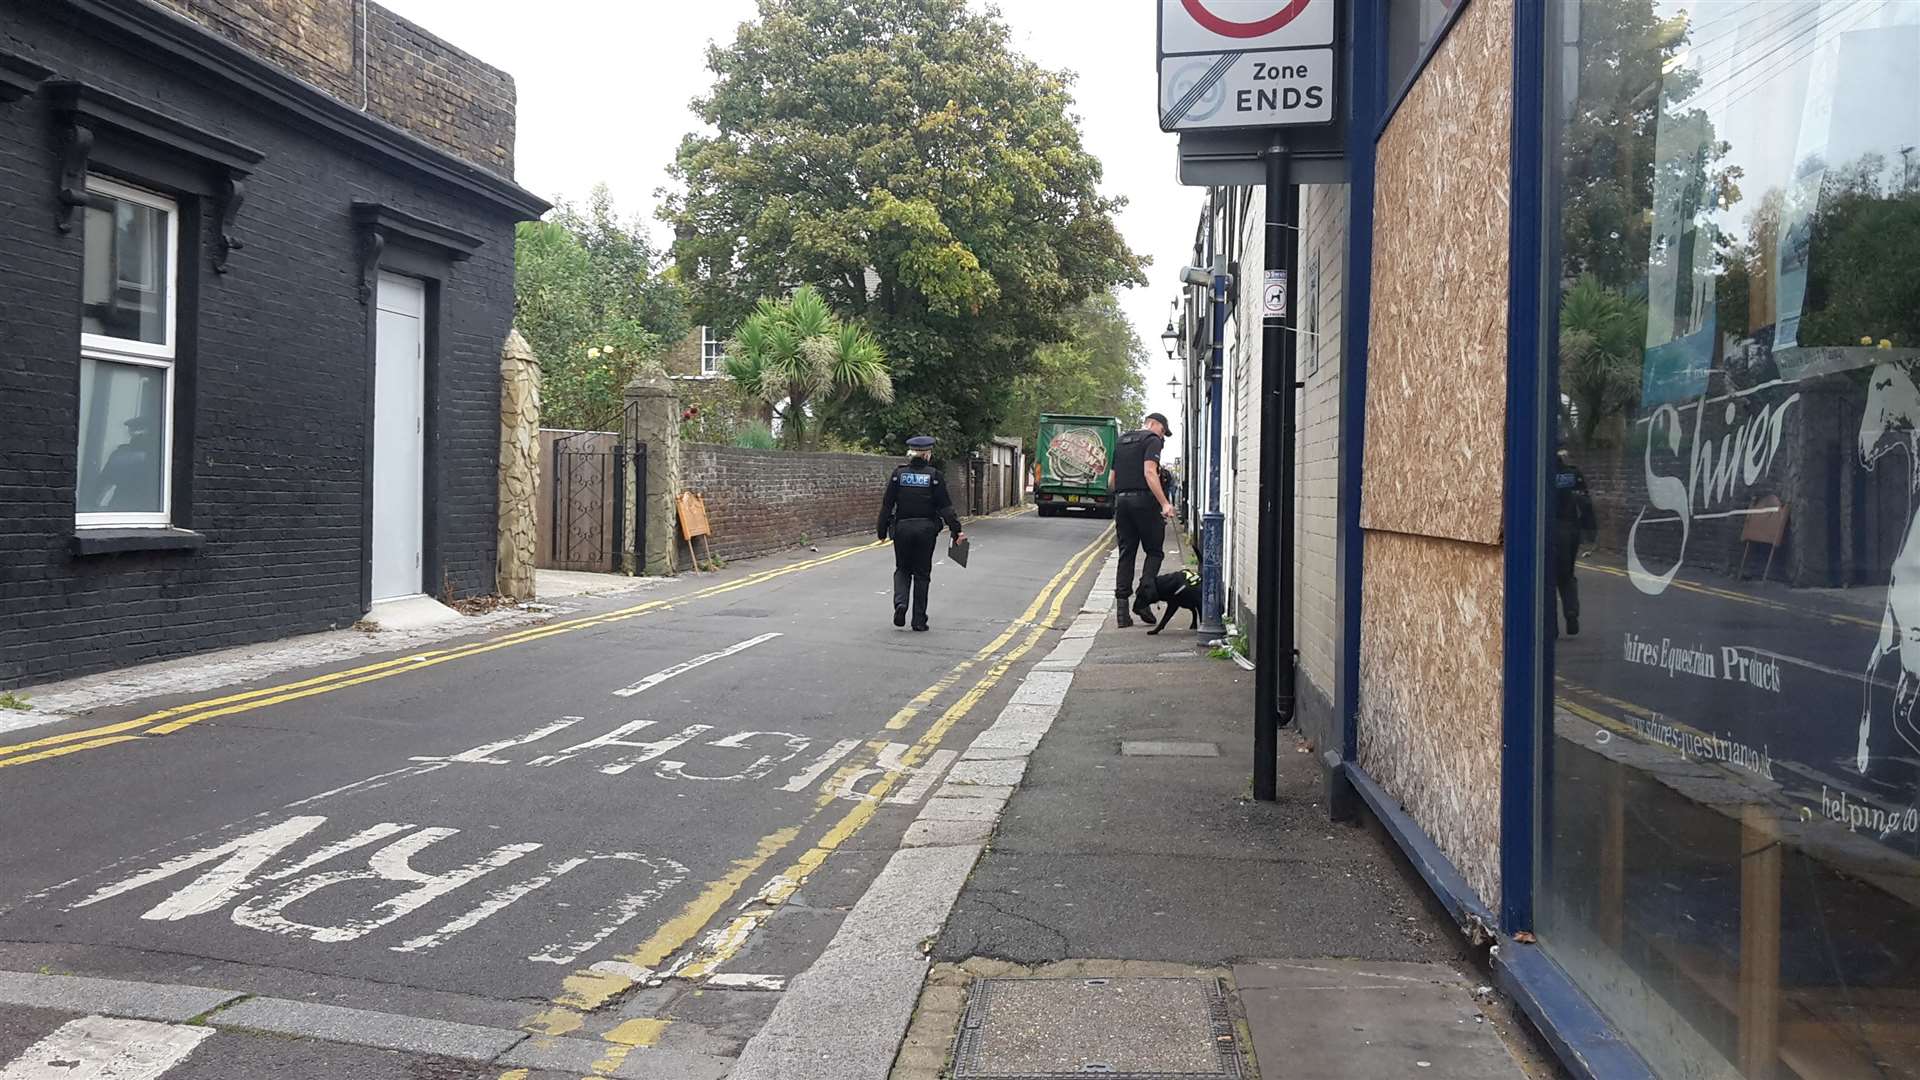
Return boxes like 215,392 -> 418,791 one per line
209,997 -> 524,1062
945,758 -> 1028,787
1120,739 -> 1220,757
1234,959 -> 1526,1080
952,976 -> 1238,1078
0,971 -> 241,1024
497,1034 -> 730,1079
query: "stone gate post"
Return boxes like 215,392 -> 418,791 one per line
497,328 -> 540,600
623,373 -> 681,576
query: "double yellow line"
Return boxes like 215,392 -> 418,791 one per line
520,527 -> 1114,1075
0,542 -> 886,771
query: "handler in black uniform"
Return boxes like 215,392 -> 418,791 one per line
878,435 -> 966,632
1550,443 -> 1597,637
1110,413 -> 1176,628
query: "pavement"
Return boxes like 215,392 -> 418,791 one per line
888,538 -> 1568,1080
0,508 -> 1565,1078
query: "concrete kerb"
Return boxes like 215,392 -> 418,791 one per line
729,552 -> 1122,1080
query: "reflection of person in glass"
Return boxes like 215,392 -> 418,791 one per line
91,413 -> 158,512
1550,443 -> 1597,637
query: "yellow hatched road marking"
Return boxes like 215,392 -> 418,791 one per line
513,528 -> 1112,1076
0,542 -> 885,769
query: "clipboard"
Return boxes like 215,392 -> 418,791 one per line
948,537 -> 970,568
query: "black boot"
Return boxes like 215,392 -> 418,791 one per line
1116,598 -> 1134,628
1132,596 -> 1155,625
894,604 -> 907,628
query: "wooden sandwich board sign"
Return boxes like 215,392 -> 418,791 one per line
677,492 -> 715,572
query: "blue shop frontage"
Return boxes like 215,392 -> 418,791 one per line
1202,1 -> 1920,1076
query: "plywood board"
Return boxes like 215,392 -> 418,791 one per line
678,491 -> 711,540
1361,0 -> 1514,545
1357,529 -> 1504,909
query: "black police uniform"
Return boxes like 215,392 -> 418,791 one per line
1550,452 -> 1597,637
878,457 -> 964,631
1112,427 -> 1167,621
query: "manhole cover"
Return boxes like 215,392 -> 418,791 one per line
952,977 -> 1242,1078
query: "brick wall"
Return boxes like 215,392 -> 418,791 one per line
1220,184 -> 1347,752
0,5 -> 521,688
149,0 -> 516,174
678,445 -> 901,565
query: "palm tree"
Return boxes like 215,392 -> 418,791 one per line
1559,275 -> 1647,447
724,286 -> 893,449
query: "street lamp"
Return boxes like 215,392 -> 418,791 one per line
1161,300 -> 1181,362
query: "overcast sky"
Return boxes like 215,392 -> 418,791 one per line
379,0 -> 1197,456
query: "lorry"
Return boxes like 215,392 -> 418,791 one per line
1033,414 -> 1119,518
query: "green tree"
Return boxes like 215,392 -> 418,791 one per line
725,286 -> 894,449
1001,293 -> 1148,455
1795,155 -> 1920,350
1559,275 -> 1648,447
1560,0 -> 1739,290
514,185 -> 690,430
662,0 -> 1144,451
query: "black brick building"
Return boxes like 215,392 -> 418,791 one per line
0,0 -> 548,688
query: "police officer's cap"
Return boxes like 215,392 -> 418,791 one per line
906,435 -> 937,450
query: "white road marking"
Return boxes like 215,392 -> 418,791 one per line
69,816 -> 331,920
596,723 -> 714,775
0,1016 -> 209,1080
232,828 -> 540,942
778,738 -> 862,792
389,855 -> 588,953
707,973 -> 788,991
612,633 -> 783,697
656,730 -> 811,782
825,743 -> 958,805
413,717 -> 584,765
527,852 -> 690,964
588,960 -> 657,983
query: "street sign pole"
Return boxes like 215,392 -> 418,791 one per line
1159,0 -> 1335,800
1253,142 -> 1298,803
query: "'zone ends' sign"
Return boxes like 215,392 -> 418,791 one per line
1158,0 -> 1337,133
1160,0 -> 1334,54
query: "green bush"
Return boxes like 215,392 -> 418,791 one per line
733,423 -> 777,450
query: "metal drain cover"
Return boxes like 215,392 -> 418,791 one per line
952,977 -> 1242,1078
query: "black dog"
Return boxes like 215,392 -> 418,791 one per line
1135,569 -> 1202,635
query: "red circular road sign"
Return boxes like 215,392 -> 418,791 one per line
1178,0 -> 1315,39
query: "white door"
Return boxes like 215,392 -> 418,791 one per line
372,273 -> 426,601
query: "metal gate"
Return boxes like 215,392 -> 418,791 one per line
547,402 -> 648,573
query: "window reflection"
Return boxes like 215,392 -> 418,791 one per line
81,195 -> 169,346
1544,2 -> 1920,1077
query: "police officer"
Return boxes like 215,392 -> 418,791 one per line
1109,413 -> 1176,628
878,436 -> 966,632
1550,443 -> 1597,637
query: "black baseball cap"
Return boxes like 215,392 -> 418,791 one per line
1145,412 -> 1172,436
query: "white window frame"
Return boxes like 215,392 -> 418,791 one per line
76,175 -> 179,530
700,326 -> 725,376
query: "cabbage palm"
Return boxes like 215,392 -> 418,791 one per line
724,285 -> 893,449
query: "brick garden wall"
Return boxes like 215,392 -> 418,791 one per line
150,0 -> 517,174
678,446 -> 900,566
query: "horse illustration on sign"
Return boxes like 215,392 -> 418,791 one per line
1856,359 -> 1920,773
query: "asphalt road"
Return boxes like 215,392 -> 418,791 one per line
0,509 -> 1113,1077
1557,553 -> 1919,836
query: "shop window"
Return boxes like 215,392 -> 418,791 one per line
1387,0 -> 1460,99
76,176 -> 178,527
1540,2 -> 1920,1077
